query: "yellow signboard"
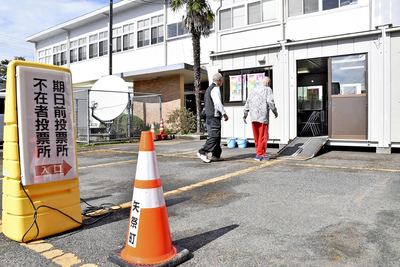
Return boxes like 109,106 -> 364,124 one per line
2,61 -> 81,242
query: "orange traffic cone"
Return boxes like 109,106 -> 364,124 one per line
159,118 -> 165,135
109,131 -> 189,267
151,122 -> 157,140
156,118 -> 168,140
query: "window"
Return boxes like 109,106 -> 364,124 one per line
89,43 -> 98,59
78,46 -> 86,61
138,18 -> 150,47
151,15 -> 164,44
38,48 -> 51,64
222,67 -> 273,104
89,33 -> 98,59
137,29 -> 149,47
89,34 -> 98,43
112,36 -> 122,52
53,44 -> 67,66
112,27 -> 122,52
151,26 -> 164,44
78,37 -> 87,61
88,31 -> 108,59
151,15 -> 164,25
331,54 -> 366,95
123,23 -> 134,50
138,18 -> 150,29
220,6 -> 247,30
221,0 -> 276,30
289,0 -> 318,16
123,33 -> 134,50
70,48 -> 77,63
289,0 -> 357,17
53,53 -> 60,66
220,9 -> 231,30
262,0 -> 277,20
61,52 -> 66,65
248,2 -> 261,24
70,37 -> 86,63
167,22 -> 187,38
99,30 -> 108,56
99,40 -> 108,56
137,15 -> 164,46
323,0 -> 338,10
232,6 -> 245,27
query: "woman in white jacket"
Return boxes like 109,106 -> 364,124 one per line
243,76 -> 278,161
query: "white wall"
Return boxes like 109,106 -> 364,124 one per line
220,24 -> 282,51
36,32 -> 68,51
390,32 -> 400,142
69,57 -> 109,83
286,4 -> 370,41
218,47 -> 282,141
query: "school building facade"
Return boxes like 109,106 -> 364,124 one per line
26,0 -> 400,153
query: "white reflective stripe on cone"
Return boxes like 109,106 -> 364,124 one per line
132,187 -> 165,209
135,151 -> 160,181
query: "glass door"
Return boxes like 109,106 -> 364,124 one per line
328,54 -> 368,139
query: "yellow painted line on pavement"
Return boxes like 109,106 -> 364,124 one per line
164,160 -> 280,197
19,240 -> 94,267
83,159 -> 281,218
174,149 -> 199,155
293,163 -> 400,173
0,220 -> 98,267
78,159 -> 137,170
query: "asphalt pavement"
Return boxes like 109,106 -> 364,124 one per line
1,139 -> 400,267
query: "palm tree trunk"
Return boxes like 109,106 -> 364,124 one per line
192,31 -> 202,134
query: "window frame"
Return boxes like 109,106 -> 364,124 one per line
220,0 -> 277,30
288,0 -> 358,17
221,67 -> 273,106
167,22 -> 188,39
137,29 -> 150,48
52,43 -> 67,66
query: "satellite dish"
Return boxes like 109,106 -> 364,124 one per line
90,75 -> 129,122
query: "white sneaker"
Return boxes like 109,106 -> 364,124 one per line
211,156 -> 224,161
197,152 -> 211,163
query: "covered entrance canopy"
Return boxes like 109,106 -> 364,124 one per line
73,63 -> 208,87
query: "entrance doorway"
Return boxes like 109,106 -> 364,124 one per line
297,57 -> 329,137
296,54 -> 368,139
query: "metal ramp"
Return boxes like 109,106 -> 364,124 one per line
275,136 -> 329,160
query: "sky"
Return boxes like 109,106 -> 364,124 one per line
0,0 -> 117,62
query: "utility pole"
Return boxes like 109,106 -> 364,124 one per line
109,0 -> 113,75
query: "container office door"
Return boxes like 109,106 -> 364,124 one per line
328,54 -> 368,139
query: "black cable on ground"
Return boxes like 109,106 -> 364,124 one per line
20,180 -> 121,243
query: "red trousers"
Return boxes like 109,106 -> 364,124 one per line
252,122 -> 269,157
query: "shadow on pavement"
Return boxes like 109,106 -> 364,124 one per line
173,224 -> 239,254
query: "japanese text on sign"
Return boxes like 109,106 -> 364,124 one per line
128,200 -> 141,247
16,66 -> 77,186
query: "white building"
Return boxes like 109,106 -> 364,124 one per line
27,0 -> 400,153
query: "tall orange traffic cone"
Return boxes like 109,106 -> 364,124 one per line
150,122 -> 157,140
156,118 -> 168,140
109,131 -> 189,267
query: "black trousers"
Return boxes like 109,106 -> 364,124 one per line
198,116 -> 222,158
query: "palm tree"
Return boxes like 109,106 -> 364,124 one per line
170,0 -> 214,134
